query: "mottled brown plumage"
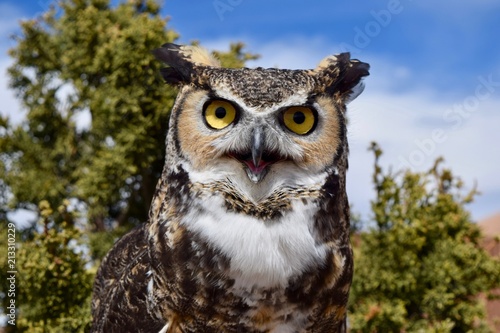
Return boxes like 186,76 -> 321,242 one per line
91,43 -> 369,332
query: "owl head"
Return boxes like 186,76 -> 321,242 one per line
152,43 -> 369,205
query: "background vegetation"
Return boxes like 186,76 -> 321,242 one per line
0,1 -> 498,332
348,143 -> 499,332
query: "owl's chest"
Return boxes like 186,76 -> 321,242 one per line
150,265 -> 318,332
181,194 -> 328,289
148,193 -> 349,332
149,240 -> 346,333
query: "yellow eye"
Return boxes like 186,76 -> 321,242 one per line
282,106 -> 317,135
204,100 -> 237,130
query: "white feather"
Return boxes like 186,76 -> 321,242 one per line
158,323 -> 169,333
147,277 -> 154,294
184,160 -> 326,204
182,193 -> 327,289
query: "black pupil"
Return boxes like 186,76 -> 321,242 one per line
215,107 -> 227,119
293,111 -> 306,124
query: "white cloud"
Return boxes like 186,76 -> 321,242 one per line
0,58 -> 25,125
205,38 -> 419,94
0,3 -> 26,125
247,36 -> 334,69
348,87 -> 500,222
204,35 -> 337,69
7,209 -> 37,229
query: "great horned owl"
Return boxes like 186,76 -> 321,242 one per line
91,43 -> 369,333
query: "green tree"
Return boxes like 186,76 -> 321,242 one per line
0,0 -> 257,330
4,0 -> 179,237
349,142 -> 500,333
16,200 -> 93,333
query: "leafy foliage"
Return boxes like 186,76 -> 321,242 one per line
3,0 -> 178,233
16,200 -> 93,333
348,142 -> 500,333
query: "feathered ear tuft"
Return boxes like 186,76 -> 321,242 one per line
152,43 -> 221,85
313,52 -> 370,103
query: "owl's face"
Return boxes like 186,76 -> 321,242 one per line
154,45 -> 369,203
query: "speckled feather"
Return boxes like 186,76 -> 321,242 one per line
91,43 -> 369,333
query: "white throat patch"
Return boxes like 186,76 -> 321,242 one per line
182,195 -> 328,289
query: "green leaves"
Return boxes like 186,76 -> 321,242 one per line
16,200 -> 93,332
4,0 -> 179,230
349,143 -> 500,333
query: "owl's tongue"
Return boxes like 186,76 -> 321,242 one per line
229,150 -> 279,183
243,159 -> 271,175
243,161 -> 269,183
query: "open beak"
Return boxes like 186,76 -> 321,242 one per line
229,127 -> 283,183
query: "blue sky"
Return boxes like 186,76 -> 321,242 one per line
1,0 -> 499,223
168,1 -> 500,94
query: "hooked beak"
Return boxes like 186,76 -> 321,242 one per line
247,127 -> 266,183
251,127 -> 264,171
229,127 -> 283,183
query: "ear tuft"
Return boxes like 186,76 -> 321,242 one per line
152,43 -> 220,84
338,58 -> 370,103
314,52 -> 370,102
182,44 -> 221,67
